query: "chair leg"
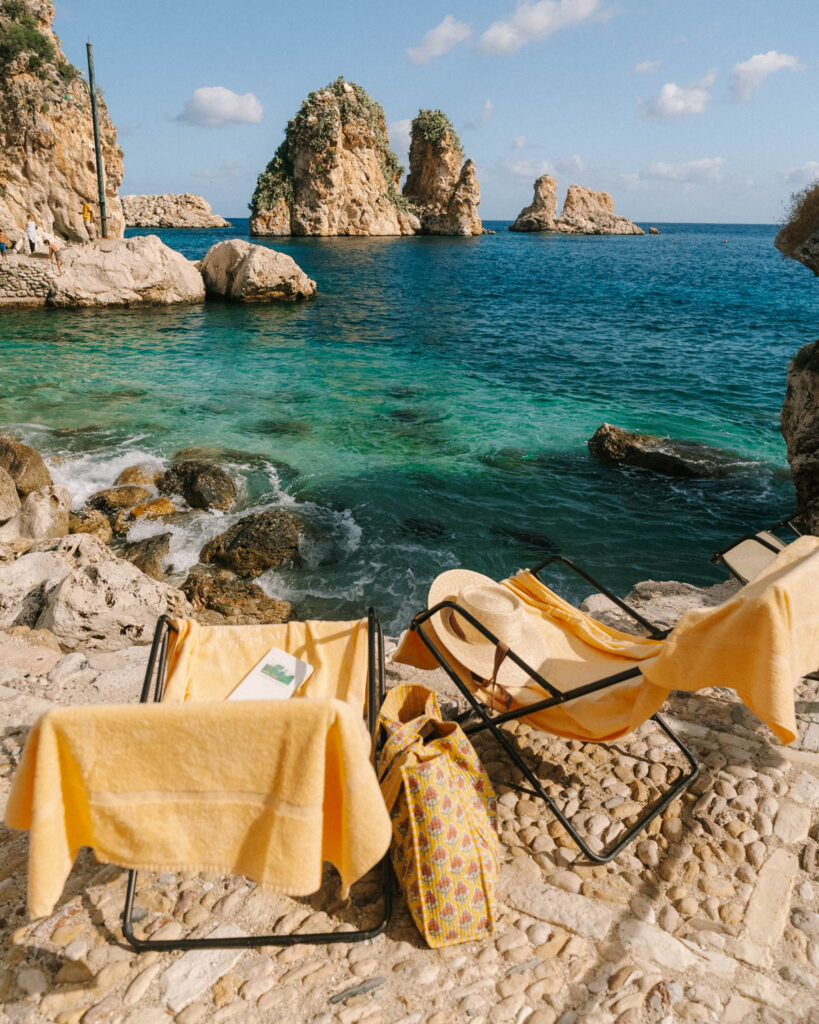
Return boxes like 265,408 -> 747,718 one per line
121,613 -> 393,951
466,711 -> 700,864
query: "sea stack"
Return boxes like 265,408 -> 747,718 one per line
402,109 -> 482,236
249,77 -> 416,237
557,185 -> 643,235
509,175 -> 558,232
0,0 -> 124,242
122,194 -> 230,229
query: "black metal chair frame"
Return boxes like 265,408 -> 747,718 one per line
409,556 -> 700,864
710,517 -> 802,585
122,609 -> 392,951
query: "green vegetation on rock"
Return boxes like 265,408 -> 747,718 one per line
411,109 -> 462,155
250,76 -> 407,215
0,1 -> 55,76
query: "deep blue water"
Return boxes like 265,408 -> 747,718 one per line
1,219 -> 816,629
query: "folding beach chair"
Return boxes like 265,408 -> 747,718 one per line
710,516 -> 802,584
398,556 -> 699,864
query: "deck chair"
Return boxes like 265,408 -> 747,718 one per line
395,540 -> 818,864
710,516 -> 802,584
6,612 -> 392,952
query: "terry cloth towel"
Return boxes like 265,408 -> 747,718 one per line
395,537 -> 819,744
6,618 -> 392,918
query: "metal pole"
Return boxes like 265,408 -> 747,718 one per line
86,42 -> 108,238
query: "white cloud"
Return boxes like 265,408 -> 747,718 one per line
478,0 -> 599,55
506,158 -> 556,178
555,153 -> 585,176
192,160 -> 244,182
512,135 -> 527,149
642,157 -> 725,183
465,99 -> 495,129
633,59 -> 661,74
641,71 -> 715,121
784,161 -> 819,186
388,119 -> 412,163
407,14 -> 471,64
731,50 -> 802,102
175,87 -> 263,127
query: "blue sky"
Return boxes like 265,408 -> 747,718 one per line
55,0 -> 818,222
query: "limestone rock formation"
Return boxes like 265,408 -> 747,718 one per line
200,509 -> 304,577
121,193 -> 230,229
182,566 -> 291,625
46,236 -> 205,307
403,110 -> 482,236
199,239 -> 316,302
0,468 -> 21,523
0,436 -> 52,496
250,78 -> 415,237
557,186 -> 644,236
510,176 -> 558,232
121,532 -> 170,580
781,340 -> 819,534
588,423 -> 746,478
68,508 -> 112,543
0,0 -> 124,241
775,183 -> 819,276
0,485 -> 70,542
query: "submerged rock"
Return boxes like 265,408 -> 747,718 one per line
121,532 -> 171,580
781,340 -> 819,534
588,423 -> 746,478
557,186 -> 643,236
200,509 -> 303,577
200,239 -> 316,302
403,110 -> 482,236
250,77 -> 414,237
0,436 -> 52,497
158,459 -> 236,511
775,183 -> 819,276
46,236 -> 205,307
122,193 -> 230,229
182,566 -> 291,625
509,175 -> 558,233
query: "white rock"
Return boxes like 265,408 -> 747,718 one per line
122,193 -> 230,228
502,862 -> 613,939
618,920 -> 700,971
0,484 -> 70,542
38,556 -> 191,650
47,236 -> 205,307
200,239 -> 316,302
774,801 -> 812,844
743,848 -> 799,954
159,925 -> 244,1012
0,466 -> 20,523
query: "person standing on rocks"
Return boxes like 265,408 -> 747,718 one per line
0,228 -> 9,260
82,200 -> 95,240
44,238 -> 63,275
25,218 -> 37,254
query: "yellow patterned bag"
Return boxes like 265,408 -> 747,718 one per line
376,684 -> 500,947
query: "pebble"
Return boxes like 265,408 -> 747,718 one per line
16,967 -> 49,996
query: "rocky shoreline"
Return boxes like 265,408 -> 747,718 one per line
121,194 -> 230,230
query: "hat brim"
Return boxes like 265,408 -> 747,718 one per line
427,569 -> 550,696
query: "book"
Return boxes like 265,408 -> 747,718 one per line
226,646 -> 313,702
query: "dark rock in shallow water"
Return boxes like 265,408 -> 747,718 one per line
88,485 -> 153,515
200,509 -> 303,577
0,436 -> 52,497
122,532 -> 171,580
182,566 -> 291,624
158,459 -> 236,511
781,339 -> 819,534
588,423 -> 750,479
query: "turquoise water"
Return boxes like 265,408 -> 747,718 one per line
1,220 -> 817,630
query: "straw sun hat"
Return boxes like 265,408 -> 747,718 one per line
426,569 -> 549,697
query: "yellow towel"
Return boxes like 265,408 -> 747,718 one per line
396,538 -> 819,744
6,618 -> 392,918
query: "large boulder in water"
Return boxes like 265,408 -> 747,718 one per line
158,459 -> 236,510
183,566 -> 291,624
46,236 -> 205,307
588,423 -> 743,478
556,186 -> 643,236
0,436 -> 52,497
781,340 -> 819,534
121,532 -> 171,580
200,510 -> 303,577
509,175 -> 558,233
200,240 -> 316,302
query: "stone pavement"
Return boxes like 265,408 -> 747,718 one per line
1,624 -> 818,1024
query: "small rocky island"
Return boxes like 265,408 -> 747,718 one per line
121,194 -> 230,229
510,175 -> 643,235
249,77 -> 481,237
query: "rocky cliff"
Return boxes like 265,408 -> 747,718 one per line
0,0 -> 124,241
775,182 -> 819,276
556,185 -> 643,235
402,110 -> 482,236
122,194 -> 230,229
249,77 -> 416,237
509,175 -> 557,232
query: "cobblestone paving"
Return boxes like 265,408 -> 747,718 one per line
1,645 -> 818,1024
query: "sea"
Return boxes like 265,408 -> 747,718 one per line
2,220 -> 817,632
